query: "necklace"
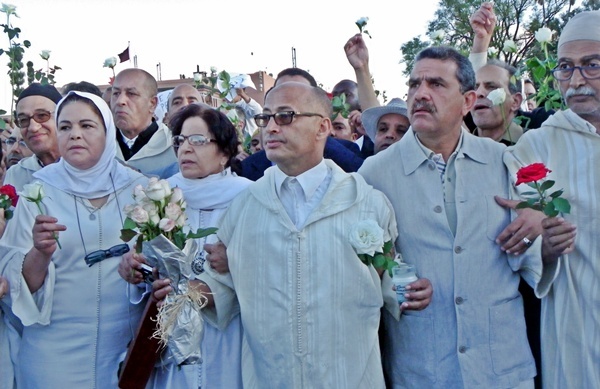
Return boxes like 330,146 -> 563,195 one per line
76,199 -> 101,220
190,208 -> 213,275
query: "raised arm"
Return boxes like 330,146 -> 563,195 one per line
344,33 -> 380,110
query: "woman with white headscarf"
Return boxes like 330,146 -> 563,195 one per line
0,91 -> 148,387
121,104 -> 252,388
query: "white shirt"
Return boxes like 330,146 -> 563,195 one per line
119,130 -> 137,148
273,160 -> 331,229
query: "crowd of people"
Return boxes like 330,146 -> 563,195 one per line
0,3 -> 597,388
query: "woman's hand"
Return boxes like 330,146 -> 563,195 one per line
152,278 -> 172,307
32,215 -> 66,258
118,249 -> 149,285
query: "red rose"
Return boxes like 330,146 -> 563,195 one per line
0,184 -> 18,207
516,163 -> 552,186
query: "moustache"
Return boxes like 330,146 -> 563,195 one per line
565,86 -> 596,98
411,100 -> 436,115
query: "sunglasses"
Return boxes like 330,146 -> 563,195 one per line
15,110 -> 54,129
253,111 -> 324,128
84,243 -> 130,267
172,134 -> 216,148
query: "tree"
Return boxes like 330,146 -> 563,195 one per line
400,0 -> 578,77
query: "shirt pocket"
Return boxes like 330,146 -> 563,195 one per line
388,311 -> 437,383
488,295 -> 534,375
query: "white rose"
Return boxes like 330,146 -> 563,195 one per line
159,218 -> 176,232
20,181 -> 45,202
170,187 -> 184,204
210,66 -> 218,75
150,213 -> 160,225
348,220 -> 385,257
145,177 -> 168,201
40,50 -> 51,60
487,47 -> 498,56
356,17 -> 369,28
0,4 -> 17,16
164,203 -> 182,221
502,39 -> 517,53
123,204 -> 135,215
130,206 -> 149,224
193,72 -> 202,82
534,27 -> 553,44
103,56 -> 117,68
487,88 -> 507,106
430,29 -> 444,41
175,213 -> 186,228
159,179 -> 172,198
132,184 -> 147,202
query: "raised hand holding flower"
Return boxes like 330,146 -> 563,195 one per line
20,181 -> 62,249
515,163 -> 571,217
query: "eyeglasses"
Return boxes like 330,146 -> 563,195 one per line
15,110 -> 54,129
254,111 -> 324,127
172,134 -> 216,148
84,243 -> 130,267
3,138 -> 28,148
551,65 -> 600,81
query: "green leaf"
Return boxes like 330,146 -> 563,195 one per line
187,227 -> 218,239
539,180 -> 555,192
543,202 -> 558,217
549,189 -> 564,199
358,254 -> 368,265
373,254 -> 386,268
383,240 -> 393,254
123,217 -> 137,230
120,228 -> 137,242
515,201 -> 530,209
552,198 -> 571,214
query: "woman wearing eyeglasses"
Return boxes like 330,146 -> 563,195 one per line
0,91 -> 148,388
122,104 -> 251,388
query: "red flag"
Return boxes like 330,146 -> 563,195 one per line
118,46 -> 130,63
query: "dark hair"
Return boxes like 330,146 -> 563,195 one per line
56,93 -> 104,131
485,59 -> 521,94
415,46 -> 475,93
275,67 -> 318,87
170,104 -> 241,174
62,81 -> 102,97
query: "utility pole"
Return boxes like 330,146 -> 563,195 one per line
292,47 -> 296,68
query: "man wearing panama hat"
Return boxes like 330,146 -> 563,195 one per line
361,98 -> 410,154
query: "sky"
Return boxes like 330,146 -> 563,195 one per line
1,0 -> 441,112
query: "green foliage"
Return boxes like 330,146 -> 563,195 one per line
516,179 -> 571,217
331,93 -> 350,119
400,0 -> 576,77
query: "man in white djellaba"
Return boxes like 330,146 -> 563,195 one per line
503,10 -> 600,389
152,81 -> 433,388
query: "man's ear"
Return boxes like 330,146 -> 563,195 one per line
510,92 -> 524,113
317,117 -> 333,140
462,90 -> 477,116
149,95 -> 158,113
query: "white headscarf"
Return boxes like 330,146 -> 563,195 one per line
34,91 -> 133,199
168,168 -> 252,210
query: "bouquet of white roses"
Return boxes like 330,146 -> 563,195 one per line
120,177 -> 216,366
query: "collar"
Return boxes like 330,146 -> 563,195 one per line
401,127 -> 488,176
119,129 -> 137,148
274,159 -> 328,200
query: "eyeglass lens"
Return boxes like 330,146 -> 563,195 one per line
16,111 -> 53,129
